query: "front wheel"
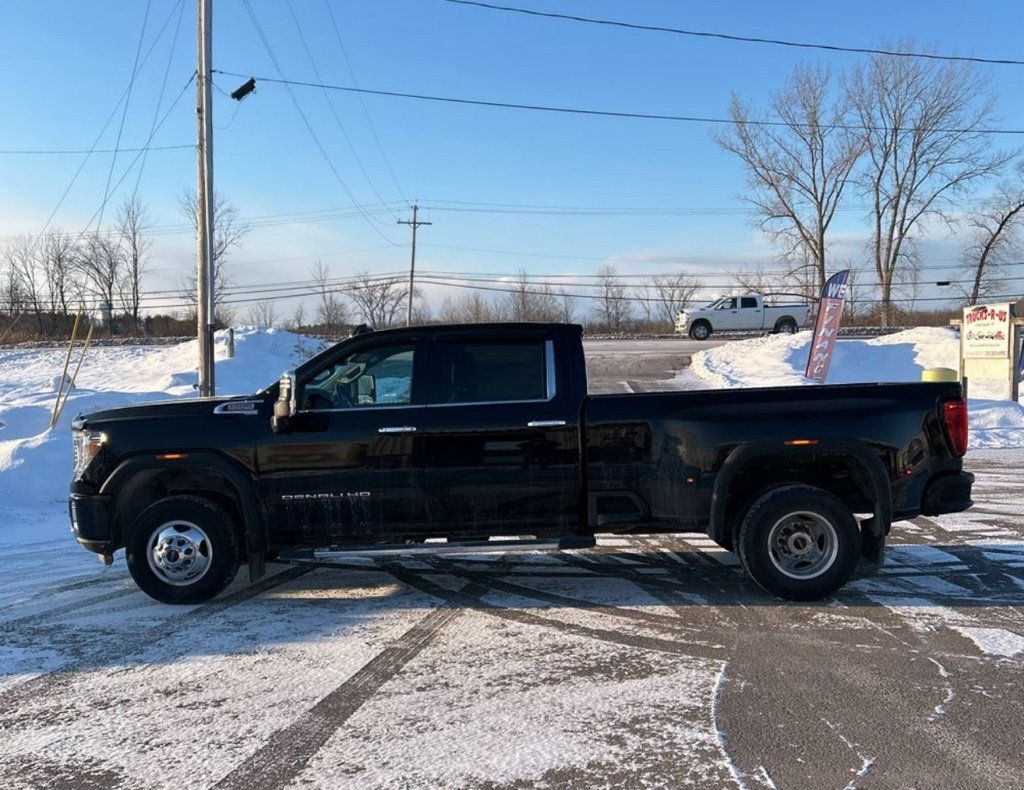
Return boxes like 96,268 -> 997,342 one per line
689,321 -> 712,341
736,485 -> 860,601
126,495 -> 241,604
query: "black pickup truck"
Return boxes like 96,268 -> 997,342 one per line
69,322 -> 973,604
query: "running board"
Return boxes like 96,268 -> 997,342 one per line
279,535 -> 595,561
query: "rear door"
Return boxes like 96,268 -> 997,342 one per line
419,331 -> 581,537
740,296 -> 764,329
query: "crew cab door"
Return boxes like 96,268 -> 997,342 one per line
740,296 -> 764,329
256,337 -> 428,546
419,331 -> 581,536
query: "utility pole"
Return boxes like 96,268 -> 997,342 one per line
195,0 -> 216,396
398,203 -> 430,326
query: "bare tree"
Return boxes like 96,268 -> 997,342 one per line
42,231 -> 78,319
75,232 -> 124,328
556,287 -> 576,324
716,64 -> 862,294
506,270 -> 559,322
0,256 -> 24,317
961,160 -> 1024,303
347,271 -> 408,328
650,273 -> 702,326
116,197 -> 152,333
596,263 -> 630,332
246,299 -> 278,328
179,190 -> 251,322
311,260 -> 347,332
846,49 -> 1012,325
439,291 -> 500,323
4,236 -> 46,334
286,302 -> 306,331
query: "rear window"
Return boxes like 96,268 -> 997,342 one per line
741,297 -> 758,308
431,340 -> 547,404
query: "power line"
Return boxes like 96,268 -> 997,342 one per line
132,0 -> 188,203
437,0 -> 1024,67
238,0 -> 401,245
413,276 -> 1022,306
0,144 -> 192,155
28,0 -> 190,248
322,0 -> 408,204
96,0 -> 154,231
211,71 -> 1024,136
285,0 -> 400,220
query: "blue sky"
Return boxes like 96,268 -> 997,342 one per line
1,0 -> 1022,317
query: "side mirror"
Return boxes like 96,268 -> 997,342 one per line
357,374 -> 376,405
271,371 -> 296,433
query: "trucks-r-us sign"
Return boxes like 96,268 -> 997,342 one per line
962,303 -> 1011,359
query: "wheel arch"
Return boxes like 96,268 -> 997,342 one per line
100,452 -> 267,581
709,439 -> 893,546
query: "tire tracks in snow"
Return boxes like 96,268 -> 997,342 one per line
212,587 -> 477,790
0,565 -> 312,709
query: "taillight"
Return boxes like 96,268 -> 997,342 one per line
940,398 -> 968,457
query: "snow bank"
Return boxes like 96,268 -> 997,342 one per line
689,327 -> 1024,449
0,329 -> 324,543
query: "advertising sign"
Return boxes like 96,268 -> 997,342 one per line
962,303 -> 1011,359
804,270 -> 851,383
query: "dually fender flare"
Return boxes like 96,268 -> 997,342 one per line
100,451 -> 267,581
708,439 -> 893,544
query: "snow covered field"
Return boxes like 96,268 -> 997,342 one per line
1,330 -> 1022,788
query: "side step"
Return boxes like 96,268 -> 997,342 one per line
279,535 -> 595,562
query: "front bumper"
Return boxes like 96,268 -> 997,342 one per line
921,471 -> 975,516
69,493 -> 114,554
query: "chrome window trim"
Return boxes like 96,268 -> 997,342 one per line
545,339 -> 556,400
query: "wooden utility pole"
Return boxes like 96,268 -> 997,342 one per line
195,0 -> 216,395
398,203 -> 430,326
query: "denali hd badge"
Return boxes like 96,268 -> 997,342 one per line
281,492 -> 371,500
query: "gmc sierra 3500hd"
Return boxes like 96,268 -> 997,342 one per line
69,322 -> 974,604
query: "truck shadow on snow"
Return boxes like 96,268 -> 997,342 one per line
2,542 -> 1022,680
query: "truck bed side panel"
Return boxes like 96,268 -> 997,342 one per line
583,381 -> 963,532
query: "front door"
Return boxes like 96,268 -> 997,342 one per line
420,332 -> 580,537
257,338 -> 428,546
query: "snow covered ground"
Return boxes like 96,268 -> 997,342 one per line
688,327 -> 1024,449
1,330 -> 1022,788
0,329 -> 323,545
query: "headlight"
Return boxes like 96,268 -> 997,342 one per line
73,430 -> 106,478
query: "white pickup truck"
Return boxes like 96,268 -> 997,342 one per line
675,293 -> 812,340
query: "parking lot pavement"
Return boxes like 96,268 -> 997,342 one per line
0,449 -> 1021,789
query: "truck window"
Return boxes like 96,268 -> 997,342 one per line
431,340 -> 547,404
741,297 -> 758,309
302,344 -> 414,410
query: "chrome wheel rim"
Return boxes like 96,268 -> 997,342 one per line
146,520 -> 213,586
693,325 -> 709,339
767,511 -> 838,580
780,323 -> 795,334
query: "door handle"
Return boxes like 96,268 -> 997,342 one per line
527,420 -> 566,428
378,426 -> 417,434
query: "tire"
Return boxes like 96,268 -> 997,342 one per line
125,495 -> 241,604
735,484 -> 860,601
689,320 -> 712,341
775,318 -> 797,335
